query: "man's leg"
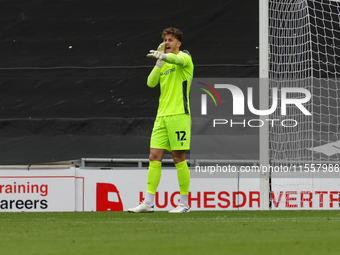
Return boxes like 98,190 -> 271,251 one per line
127,148 -> 165,213
172,150 -> 190,207
145,148 -> 165,206
165,114 -> 191,212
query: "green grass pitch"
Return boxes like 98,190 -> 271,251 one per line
0,210 -> 340,255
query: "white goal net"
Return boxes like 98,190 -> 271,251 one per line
268,0 -> 340,166
265,0 -> 340,210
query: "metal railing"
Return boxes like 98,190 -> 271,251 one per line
81,158 -> 260,168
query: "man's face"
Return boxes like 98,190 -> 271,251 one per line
163,34 -> 181,54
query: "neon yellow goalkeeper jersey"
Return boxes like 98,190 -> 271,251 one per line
147,50 -> 194,117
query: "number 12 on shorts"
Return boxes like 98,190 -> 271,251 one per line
175,131 -> 186,141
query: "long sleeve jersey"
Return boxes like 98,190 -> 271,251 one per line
147,50 -> 194,117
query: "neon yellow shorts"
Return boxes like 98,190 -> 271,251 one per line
150,114 -> 191,152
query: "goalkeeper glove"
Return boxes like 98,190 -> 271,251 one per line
147,42 -> 168,68
157,42 -> 165,53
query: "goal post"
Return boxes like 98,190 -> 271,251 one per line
259,0 -> 270,210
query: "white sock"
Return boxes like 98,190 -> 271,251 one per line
145,192 -> 155,207
180,195 -> 188,206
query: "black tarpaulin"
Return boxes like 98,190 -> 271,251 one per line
0,0 -> 259,164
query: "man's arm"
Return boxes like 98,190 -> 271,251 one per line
147,50 -> 192,68
165,52 -> 191,67
147,66 -> 161,88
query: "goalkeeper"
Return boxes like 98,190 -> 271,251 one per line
128,27 -> 194,213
